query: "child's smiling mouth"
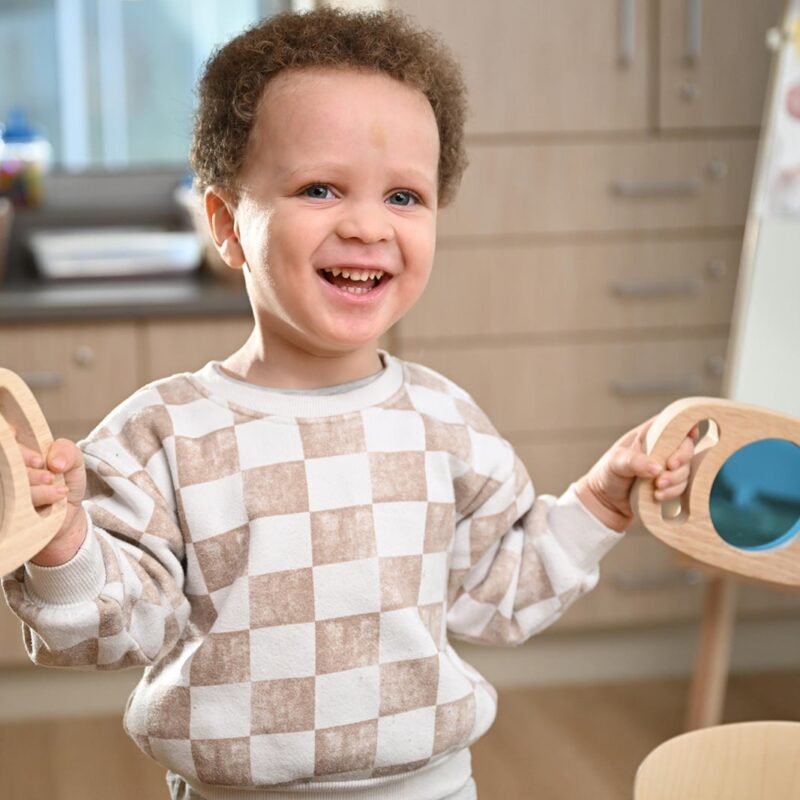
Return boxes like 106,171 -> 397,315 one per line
318,266 -> 389,295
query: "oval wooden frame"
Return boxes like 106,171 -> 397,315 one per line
634,396 -> 800,588
0,368 -> 67,575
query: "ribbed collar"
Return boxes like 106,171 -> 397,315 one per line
191,350 -> 405,419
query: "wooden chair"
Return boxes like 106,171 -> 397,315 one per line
634,721 -> 800,799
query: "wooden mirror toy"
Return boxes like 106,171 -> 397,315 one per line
634,397 -> 800,589
0,367 -> 67,575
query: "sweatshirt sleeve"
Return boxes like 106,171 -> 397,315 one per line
446,405 -> 624,647
1,390 -> 191,670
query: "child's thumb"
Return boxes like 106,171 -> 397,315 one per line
46,439 -> 82,473
46,439 -> 86,501
611,446 -> 662,480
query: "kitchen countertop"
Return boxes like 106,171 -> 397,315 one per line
0,195 -> 252,323
0,272 -> 251,323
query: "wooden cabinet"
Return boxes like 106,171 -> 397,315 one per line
394,0 -> 651,135
0,322 -> 140,439
398,0 -> 781,135
141,317 -> 253,383
659,0 -> 785,130
0,314 -> 255,434
390,0 -> 793,631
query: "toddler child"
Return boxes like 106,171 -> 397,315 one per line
3,8 -> 695,800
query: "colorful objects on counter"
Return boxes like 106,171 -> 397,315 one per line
0,107 -> 52,209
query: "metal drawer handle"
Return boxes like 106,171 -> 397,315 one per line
618,0 -> 635,67
610,376 -> 704,397
685,0 -> 702,63
611,568 -> 704,591
609,277 -> 702,298
609,178 -> 701,198
17,371 -> 64,391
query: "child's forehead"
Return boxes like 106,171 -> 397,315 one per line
259,66 -> 433,125
250,66 -> 439,165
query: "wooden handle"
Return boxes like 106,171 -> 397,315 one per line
0,368 -> 68,575
633,396 -> 800,588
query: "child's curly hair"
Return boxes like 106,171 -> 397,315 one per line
190,6 -> 468,207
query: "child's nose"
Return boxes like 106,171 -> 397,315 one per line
335,201 -> 394,244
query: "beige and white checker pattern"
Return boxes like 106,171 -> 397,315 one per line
3,355 -> 621,791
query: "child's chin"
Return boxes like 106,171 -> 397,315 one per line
321,327 -> 384,350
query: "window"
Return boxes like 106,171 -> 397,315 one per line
0,0 -> 290,171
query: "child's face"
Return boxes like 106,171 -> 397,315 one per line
210,67 -> 440,361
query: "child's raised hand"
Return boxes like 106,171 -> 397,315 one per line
574,418 -> 698,532
14,431 -> 88,566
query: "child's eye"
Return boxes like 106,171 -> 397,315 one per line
386,190 -> 419,207
302,184 -> 335,200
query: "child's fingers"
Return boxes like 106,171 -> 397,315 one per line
654,463 -> 691,499
20,444 -> 46,469
27,465 -> 55,487
654,481 -> 688,502
665,432 -> 697,470
46,439 -> 82,474
30,482 -> 69,509
659,462 -> 691,487
6,423 -> 48,469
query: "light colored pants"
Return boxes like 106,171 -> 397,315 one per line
166,773 -> 477,800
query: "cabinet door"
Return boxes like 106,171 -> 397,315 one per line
659,0 -> 785,129
392,0 -> 650,135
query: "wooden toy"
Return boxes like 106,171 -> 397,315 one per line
634,396 -> 800,589
0,367 -> 67,575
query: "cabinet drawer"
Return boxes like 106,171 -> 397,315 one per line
402,237 -> 739,342
399,336 -> 727,434
0,322 -> 139,428
142,316 -> 253,383
439,138 -> 756,237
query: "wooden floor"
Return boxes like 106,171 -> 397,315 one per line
1,671 -> 798,799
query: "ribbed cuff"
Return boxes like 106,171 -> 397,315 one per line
24,511 -> 106,605
550,484 -> 625,570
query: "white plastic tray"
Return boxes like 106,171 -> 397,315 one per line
29,227 -> 203,280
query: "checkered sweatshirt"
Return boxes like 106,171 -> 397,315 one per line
3,352 -> 622,800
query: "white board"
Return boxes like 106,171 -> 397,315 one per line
725,1 -> 800,417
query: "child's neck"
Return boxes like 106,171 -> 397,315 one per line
220,331 -> 383,390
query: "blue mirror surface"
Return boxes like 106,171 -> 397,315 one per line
710,438 -> 800,551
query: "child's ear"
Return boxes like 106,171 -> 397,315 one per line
204,187 -> 246,269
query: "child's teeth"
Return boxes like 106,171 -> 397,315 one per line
322,268 -> 385,281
